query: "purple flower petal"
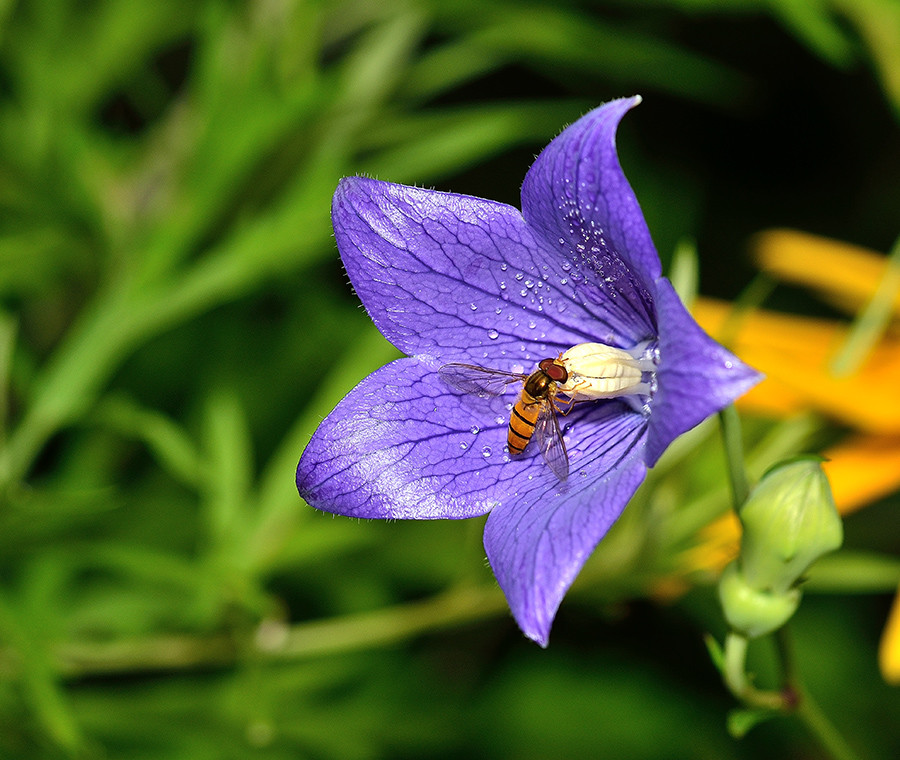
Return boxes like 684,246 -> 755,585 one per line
483,401 -> 647,646
297,358 -> 510,519
332,177 -> 653,369
521,95 -> 661,296
297,357 -> 649,523
516,98 -> 657,348
645,278 -> 763,466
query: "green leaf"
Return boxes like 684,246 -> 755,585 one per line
202,388 -> 254,546
357,101 -> 589,182
669,238 -> 699,309
704,633 -> 726,674
767,0 -> 857,68
93,394 -> 204,488
727,706 -> 779,738
802,550 -> 900,593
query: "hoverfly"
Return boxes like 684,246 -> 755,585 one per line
438,357 -> 576,481
439,342 -> 654,482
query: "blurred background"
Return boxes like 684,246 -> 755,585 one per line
1,0 -> 899,757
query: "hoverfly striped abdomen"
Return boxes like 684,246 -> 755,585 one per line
507,358 -> 569,456
440,346 -> 656,482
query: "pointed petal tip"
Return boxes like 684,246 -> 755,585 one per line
525,628 -> 551,648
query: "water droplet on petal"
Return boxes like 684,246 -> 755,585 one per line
470,303 -> 478,311
487,328 -> 499,340
460,442 -> 468,450
470,425 -> 480,435
500,262 -> 508,271
482,446 -> 492,458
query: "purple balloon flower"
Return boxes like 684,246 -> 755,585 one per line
296,96 -> 760,646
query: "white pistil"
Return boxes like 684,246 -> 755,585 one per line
558,341 -> 656,400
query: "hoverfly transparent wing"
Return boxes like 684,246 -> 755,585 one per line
534,402 -> 569,481
438,363 -> 524,398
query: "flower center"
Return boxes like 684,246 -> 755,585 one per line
557,341 -> 657,402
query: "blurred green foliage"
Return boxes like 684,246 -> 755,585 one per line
0,0 -> 898,757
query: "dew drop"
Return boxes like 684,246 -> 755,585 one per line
500,262 -> 508,271
495,307 -> 502,315
482,446 -> 492,458
499,281 -> 507,290
470,425 -> 480,435
470,303 -> 478,311
514,271 -> 524,281
519,288 -> 528,297
487,328 -> 499,340
524,279 -> 534,289
527,319 -> 536,329
460,442 -> 468,450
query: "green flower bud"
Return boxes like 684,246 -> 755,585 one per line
718,458 -> 843,638
718,561 -> 801,638
740,458 -> 843,595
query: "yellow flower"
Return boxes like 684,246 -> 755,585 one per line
688,229 -> 900,683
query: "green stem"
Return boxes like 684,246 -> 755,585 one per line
719,404 -> 750,509
39,585 -> 507,679
717,411 -> 863,760
722,631 -> 785,711
776,628 -> 864,760
721,629 -> 864,760
794,688 -> 863,760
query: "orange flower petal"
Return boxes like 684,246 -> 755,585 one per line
677,512 -> 741,577
692,298 -> 900,434
822,435 -> 900,514
879,588 -> 900,684
753,229 -> 899,317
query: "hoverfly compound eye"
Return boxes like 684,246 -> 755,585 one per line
538,358 -> 568,383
